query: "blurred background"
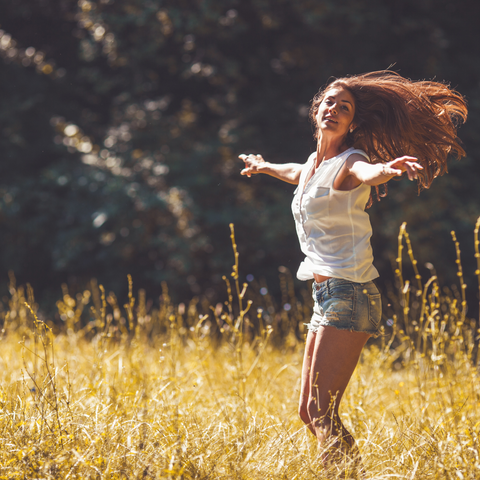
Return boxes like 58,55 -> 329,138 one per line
1,0 -> 479,314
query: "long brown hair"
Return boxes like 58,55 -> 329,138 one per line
310,70 -> 468,204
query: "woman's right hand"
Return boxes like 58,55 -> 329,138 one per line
239,153 -> 266,177
383,156 -> 423,181
238,154 -> 303,184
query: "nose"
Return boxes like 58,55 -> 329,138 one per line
328,103 -> 337,114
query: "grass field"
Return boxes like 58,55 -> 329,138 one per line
1,223 -> 480,479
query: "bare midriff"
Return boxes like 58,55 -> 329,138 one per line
313,273 -> 332,284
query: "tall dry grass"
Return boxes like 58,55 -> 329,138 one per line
1,222 -> 480,479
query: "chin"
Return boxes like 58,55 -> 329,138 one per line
320,123 -> 338,130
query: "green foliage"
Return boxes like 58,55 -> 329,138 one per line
1,0 -> 480,308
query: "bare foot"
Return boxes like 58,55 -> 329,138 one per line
319,436 -> 366,479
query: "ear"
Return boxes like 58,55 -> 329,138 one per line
349,124 -> 356,133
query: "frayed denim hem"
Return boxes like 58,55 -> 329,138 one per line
304,321 -> 381,337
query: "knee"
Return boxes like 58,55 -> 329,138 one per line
298,399 -> 311,425
299,408 -> 310,426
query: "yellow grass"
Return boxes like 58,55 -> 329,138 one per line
1,222 -> 480,479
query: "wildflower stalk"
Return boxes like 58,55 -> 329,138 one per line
23,302 -> 64,440
124,274 -> 135,333
475,216 -> 480,366
474,217 -> 480,323
451,231 -> 467,326
229,224 -> 253,326
418,275 -> 437,353
396,223 -> 411,336
228,224 -> 252,401
403,229 -> 423,293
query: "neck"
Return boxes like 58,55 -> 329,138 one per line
315,134 -> 348,167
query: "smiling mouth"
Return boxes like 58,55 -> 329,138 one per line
324,117 -> 337,123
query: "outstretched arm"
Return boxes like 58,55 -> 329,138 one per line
239,153 -> 304,185
347,155 -> 423,186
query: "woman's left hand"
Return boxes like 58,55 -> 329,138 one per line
383,156 -> 424,181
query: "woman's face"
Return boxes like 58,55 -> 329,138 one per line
315,86 -> 356,138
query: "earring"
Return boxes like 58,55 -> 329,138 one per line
349,127 -> 354,133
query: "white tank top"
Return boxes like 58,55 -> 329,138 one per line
291,147 -> 379,283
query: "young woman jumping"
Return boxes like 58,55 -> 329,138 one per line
239,70 -> 467,466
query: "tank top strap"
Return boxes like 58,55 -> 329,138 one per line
331,148 -> 372,188
346,148 -> 371,162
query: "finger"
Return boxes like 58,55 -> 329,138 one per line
407,163 -> 421,180
406,168 -> 416,181
408,162 -> 425,176
241,168 -> 254,177
405,161 -> 422,168
391,157 -> 419,168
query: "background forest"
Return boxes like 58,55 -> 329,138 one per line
1,0 -> 480,312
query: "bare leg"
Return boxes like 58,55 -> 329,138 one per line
299,326 -> 370,463
299,331 -> 317,435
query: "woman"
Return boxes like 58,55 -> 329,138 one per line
239,71 -> 467,462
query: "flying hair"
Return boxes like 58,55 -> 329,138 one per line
309,70 -> 468,207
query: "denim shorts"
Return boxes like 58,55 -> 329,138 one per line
306,278 -> 382,336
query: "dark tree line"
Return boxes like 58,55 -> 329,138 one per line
1,0 -> 480,311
